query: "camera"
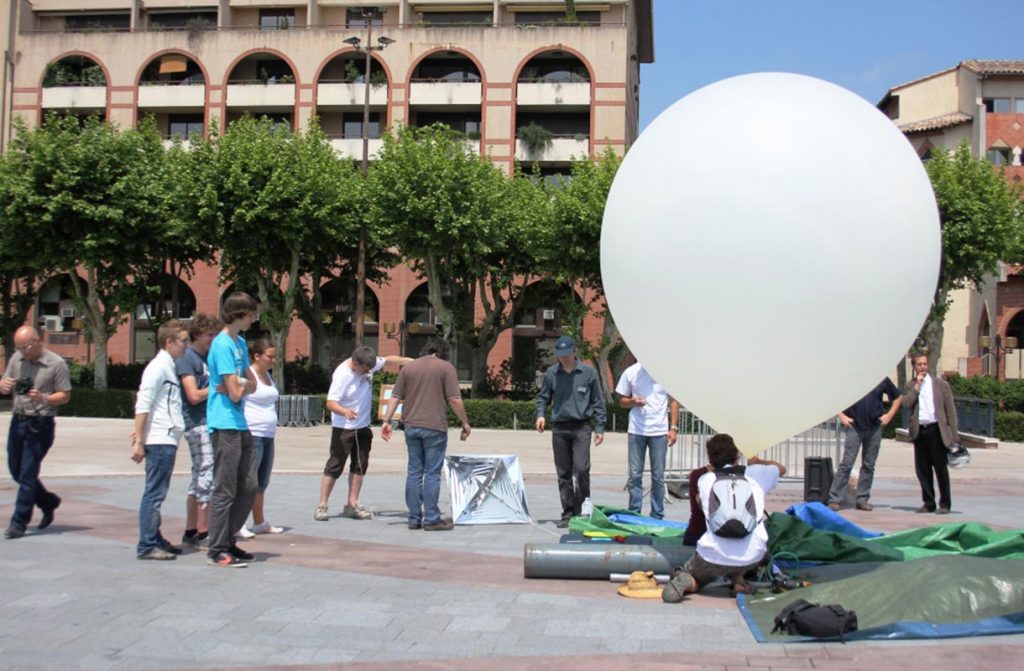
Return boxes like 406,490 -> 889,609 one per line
14,377 -> 33,395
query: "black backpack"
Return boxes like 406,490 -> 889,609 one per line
771,598 -> 858,642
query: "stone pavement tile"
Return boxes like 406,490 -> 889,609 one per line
443,614 -> 511,633
784,644 -> 829,659
315,608 -> 394,627
144,615 -> 231,634
745,653 -> 811,668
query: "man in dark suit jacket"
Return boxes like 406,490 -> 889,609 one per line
902,353 -> 959,514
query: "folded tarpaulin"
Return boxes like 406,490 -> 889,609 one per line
767,513 -> 1024,563
739,554 -> 1024,642
766,513 -> 904,563
868,523 -> 1024,561
784,502 -> 884,539
568,505 -> 688,538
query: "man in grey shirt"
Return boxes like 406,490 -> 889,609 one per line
535,336 -> 605,527
1,325 -> 72,539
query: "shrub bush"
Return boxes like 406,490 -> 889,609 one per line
284,357 -> 331,394
66,361 -> 147,390
59,388 -> 136,418
948,376 -> 1024,413
995,411 -> 1024,442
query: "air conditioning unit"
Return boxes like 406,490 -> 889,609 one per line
542,309 -> 555,320
61,307 -> 76,319
43,315 -> 63,332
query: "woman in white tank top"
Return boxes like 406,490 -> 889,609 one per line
238,338 -> 283,537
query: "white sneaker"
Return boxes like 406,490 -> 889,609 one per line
235,526 -> 255,539
250,521 -> 284,534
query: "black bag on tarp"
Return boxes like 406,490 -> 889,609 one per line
771,598 -> 858,642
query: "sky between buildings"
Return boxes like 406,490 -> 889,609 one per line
640,0 -> 1024,130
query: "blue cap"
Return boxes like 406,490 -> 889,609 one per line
554,336 -> 576,357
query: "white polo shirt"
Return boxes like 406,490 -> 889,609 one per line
328,356 -> 385,429
614,363 -> 670,436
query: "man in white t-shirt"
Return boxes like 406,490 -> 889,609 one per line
316,346 -> 410,521
664,434 -> 786,601
615,363 -> 679,519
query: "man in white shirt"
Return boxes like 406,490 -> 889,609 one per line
316,346 -> 410,521
902,352 -> 958,514
663,434 -> 785,601
615,363 -> 679,519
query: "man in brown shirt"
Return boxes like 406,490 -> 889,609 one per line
1,325 -> 72,539
381,338 -> 470,531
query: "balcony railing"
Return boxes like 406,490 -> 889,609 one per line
41,86 -> 106,109
328,136 -> 383,159
138,84 -> 205,108
408,80 -> 482,106
20,22 -> 625,35
317,82 -> 388,107
226,83 -> 296,107
515,134 -> 589,162
515,81 -> 590,106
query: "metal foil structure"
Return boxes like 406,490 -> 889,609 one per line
444,455 -> 530,524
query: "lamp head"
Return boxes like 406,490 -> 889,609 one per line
378,36 -> 396,47
343,37 -> 361,47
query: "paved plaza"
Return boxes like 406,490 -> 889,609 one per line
2,415 -> 1023,670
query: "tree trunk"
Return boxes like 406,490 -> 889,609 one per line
594,317 -> 623,403
922,289 -> 949,377
424,252 -> 453,341
67,269 -> 110,391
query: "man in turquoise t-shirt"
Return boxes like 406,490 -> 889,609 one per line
206,292 -> 259,568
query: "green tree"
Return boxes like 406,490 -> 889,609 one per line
3,115 -> 183,389
923,142 -> 1024,373
369,124 -> 518,390
0,148 -> 44,362
540,149 -> 623,400
185,117 -> 350,387
292,159 -> 397,369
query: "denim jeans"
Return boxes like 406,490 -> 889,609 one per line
252,435 -> 275,492
137,443 -> 177,556
829,424 -> 882,504
6,416 -> 60,530
404,425 -> 448,526
626,433 -> 668,519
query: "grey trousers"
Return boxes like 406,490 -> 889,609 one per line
207,429 -> 258,556
828,424 -> 882,504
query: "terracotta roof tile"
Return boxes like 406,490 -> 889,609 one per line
899,112 -> 972,133
961,60 -> 1024,76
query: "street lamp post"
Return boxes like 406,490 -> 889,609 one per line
344,9 -> 394,347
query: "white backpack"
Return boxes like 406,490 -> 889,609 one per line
706,467 -> 759,538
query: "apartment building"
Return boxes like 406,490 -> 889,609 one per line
878,60 -> 1024,380
5,0 -> 654,382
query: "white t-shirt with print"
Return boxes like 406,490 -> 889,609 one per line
614,363 -> 670,436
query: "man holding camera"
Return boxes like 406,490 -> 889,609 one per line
1,325 -> 72,539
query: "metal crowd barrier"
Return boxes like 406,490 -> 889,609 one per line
664,410 -> 843,484
276,395 -> 322,427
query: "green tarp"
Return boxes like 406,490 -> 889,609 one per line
567,505 -> 687,538
740,555 -> 1024,641
766,513 -> 1024,563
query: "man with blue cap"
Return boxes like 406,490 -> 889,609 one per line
535,336 -> 606,527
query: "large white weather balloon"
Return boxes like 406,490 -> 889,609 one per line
601,73 -> 940,457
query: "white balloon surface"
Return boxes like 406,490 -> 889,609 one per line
601,73 -> 940,457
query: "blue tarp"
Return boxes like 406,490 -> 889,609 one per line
784,502 -> 884,539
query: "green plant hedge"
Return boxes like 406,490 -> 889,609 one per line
948,376 -> 1024,413
995,411 -> 1024,442
59,388 -> 136,418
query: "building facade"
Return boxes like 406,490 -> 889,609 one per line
4,0 -> 654,384
878,60 -> 1024,380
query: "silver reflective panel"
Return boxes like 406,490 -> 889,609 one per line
444,455 -> 531,524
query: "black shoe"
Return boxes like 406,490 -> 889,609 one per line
160,544 -> 183,555
408,522 -> 422,530
227,544 -> 254,561
423,519 -> 454,531
138,548 -> 177,561
208,551 -> 248,568
38,497 -> 60,530
4,526 -> 25,539
555,519 -> 570,529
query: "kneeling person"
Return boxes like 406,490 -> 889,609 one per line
667,434 -> 785,599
